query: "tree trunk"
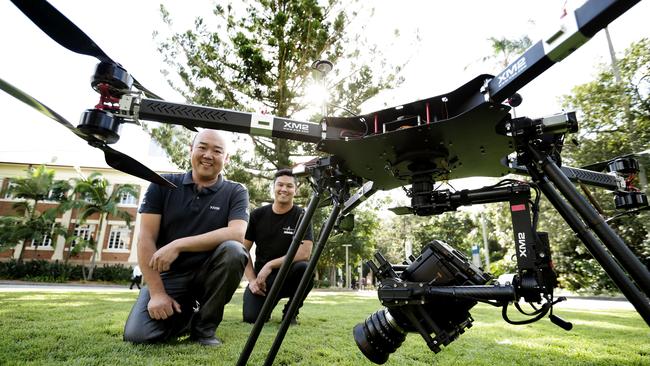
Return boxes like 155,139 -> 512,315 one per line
17,200 -> 38,263
329,265 -> 337,288
87,249 -> 96,281
87,214 -> 105,281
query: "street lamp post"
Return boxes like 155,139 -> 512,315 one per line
311,59 -> 333,117
342,244 -> 352,289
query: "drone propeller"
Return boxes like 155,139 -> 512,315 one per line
10,0 -> 162,100
0,77 -> 175,188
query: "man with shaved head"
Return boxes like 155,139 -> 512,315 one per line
124,129 -> 250,346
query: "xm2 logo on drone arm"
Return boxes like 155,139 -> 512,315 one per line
496,57 -> 528,88
517,232 -> 527,258
282,121 -> 310,133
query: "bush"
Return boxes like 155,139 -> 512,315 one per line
0,260 -> 130,283
314,278 -> 330,288
92,264 -> 131,282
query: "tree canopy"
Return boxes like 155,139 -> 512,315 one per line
151,0 -> 402,205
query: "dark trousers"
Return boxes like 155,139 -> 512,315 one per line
129,275 -> 142,290
242,261 -> 313,323
123,240 -> 248,343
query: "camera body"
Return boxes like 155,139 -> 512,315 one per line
354,240 -> 491,364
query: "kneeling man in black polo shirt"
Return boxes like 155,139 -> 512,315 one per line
243,169 -> 314,324
123,129 -> 249,346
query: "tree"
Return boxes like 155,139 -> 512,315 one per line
315,208 -> 380,287
484,36 -> 532,69
549,38 -> 650,292
152,0 -> 402,204
412,211 -> 482,257
71,173 -> 136,281
0,165 -> 70,262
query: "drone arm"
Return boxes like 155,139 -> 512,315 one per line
488,0 -> 640,103
509,164 -> 623,191
135,98 -> 322,143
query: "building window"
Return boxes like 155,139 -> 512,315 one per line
3,181 -> 17,199
71,224 -> 94,248
118,191 -> 138,205
32,232 -> 53,248
107,226 -> 130,250
44,182 -> 68,202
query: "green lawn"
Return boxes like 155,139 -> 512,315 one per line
0,288 -> 648,365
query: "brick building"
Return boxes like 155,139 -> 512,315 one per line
0,126 -> 181,266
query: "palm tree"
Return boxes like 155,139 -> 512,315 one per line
484,36 -> 532,69
72,172 -> 136,280
0,165 -> 71,262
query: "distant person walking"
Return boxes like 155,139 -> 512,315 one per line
130,265 -> 142,290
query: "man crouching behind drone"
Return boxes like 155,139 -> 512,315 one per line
123,130 -> 249,346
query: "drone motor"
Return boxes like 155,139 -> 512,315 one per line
91,61 -> 134,96
78,108 -> 122,144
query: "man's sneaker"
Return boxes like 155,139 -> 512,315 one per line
190,335 -> 223,347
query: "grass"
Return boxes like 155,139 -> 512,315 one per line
0,288 -> 648,365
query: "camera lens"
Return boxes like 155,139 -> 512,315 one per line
353,309 -> 406,364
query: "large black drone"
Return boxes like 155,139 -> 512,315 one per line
2,1 -> 649,365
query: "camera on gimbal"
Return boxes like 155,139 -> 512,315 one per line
353,179 -> 576,364
353,240 -> 491,364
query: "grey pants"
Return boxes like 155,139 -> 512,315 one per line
123,240 -> 248,343
242,261 -> 313,323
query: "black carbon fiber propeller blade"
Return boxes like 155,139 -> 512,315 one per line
0,77 -> 175,188
0,77 -> 87,140
10,0 -> 114,63
101,145 -> 175,188
10,0 -> 163,100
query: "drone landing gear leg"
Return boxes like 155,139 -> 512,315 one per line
525,151 -> 650,326
237,187 -> 324,366
529,166 -> 650,325
528,146 -> 650,294
263,191 -> 345,366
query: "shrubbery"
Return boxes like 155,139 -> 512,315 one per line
0,259 -> 131,283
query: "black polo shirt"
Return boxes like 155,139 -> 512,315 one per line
139,172 -> 249,271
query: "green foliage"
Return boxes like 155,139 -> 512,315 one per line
0,165 -> 71,260
562,38 -> 650,165
152,0 -> 403,204
0,260 -> 130,283
551,38 -> 650,292
71,172 -> 136,280
317,208 -> 380,280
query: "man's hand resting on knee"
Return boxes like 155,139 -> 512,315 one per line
148,292 -> 182,320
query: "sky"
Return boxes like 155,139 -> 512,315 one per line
0,0 -> 648,182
